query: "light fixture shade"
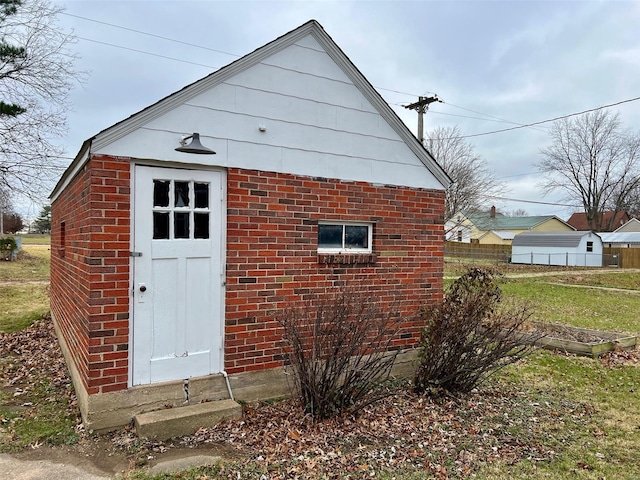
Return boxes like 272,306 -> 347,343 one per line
175,133 -> 216,155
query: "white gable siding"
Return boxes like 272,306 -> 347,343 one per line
93,35 -> 443,190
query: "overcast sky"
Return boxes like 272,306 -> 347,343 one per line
36,0 -> 640,221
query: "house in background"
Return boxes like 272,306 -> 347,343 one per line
511,231 -> 603,267
566,210 -> 630,232
614,218 -> 640,233
598,232 -> 640,248
477,230 -> 515,245
446,206 -> 574,244
49,20 -> 449,432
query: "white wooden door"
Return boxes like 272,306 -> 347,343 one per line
132,165 -> 225,385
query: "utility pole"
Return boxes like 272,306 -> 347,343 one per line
404,95 -> 442,143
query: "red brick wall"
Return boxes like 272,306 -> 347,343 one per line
51,154 -> 131,395
225,169 -> 445,374
51,158 -> 445,392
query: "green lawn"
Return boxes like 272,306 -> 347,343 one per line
501,279 -> 640,335
536,271 -> 640,291
0,245 -> 50,333
19,234 -> 51,245
0,245 -> 50,283
478,351 -> 640,479
0,284 -> 50,333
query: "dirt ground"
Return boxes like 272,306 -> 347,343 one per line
9,436 -> 129,477
8,434 -> 239,477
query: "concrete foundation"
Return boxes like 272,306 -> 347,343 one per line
53,313 -> 418,432
134,399 -> 242,439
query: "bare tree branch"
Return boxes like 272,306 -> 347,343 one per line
537,110 -> 640,231
0,0 -> 83,203
424,125 -> 504,225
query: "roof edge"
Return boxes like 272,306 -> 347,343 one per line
307,24 -> 450,188
58,19 -> 450,194
50,139 -> 92,202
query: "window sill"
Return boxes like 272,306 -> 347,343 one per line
318,253 -> 377,265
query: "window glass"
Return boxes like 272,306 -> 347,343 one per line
318,224 -> 343,248
318,223 -> 372,252
174,181 -> 190,208
153,180 -> 170,207
194,183 -> 209,209
586,241 -> 593,252
345,225 -> 368,249
153,212 -> 170,239
174,212 -> 190,239
152,178 -> 213,241
194,213 -> 209,239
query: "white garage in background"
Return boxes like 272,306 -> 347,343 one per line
511,231 -> 603,267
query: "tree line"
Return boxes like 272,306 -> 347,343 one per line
426,110 -> 640,232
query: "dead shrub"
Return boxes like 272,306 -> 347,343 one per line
414,267 -> 543,395
277,286 -> 403,419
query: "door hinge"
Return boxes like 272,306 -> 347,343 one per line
130,251 -> 143,257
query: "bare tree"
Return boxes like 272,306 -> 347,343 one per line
424,126 -> 503,225
0,187 -> 10,234
538,110 -> 640,231
621,187 -> 640,219
0,0 -> 82,202
507,208 -> 529,217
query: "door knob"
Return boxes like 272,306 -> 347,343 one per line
139,285 -> 147,292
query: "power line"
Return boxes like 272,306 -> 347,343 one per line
485,195 -> 580,208
428,109 -> 543,125
63,12 -> 241,59
458,96 -> 640,140
77,37 -> 220,70
497,172 -> 538,179
442,102 -> 549,133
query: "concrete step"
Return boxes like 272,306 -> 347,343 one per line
134,399 -> 242,440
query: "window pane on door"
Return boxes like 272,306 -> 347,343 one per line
175,182 -> 190,208
194,183 -> 209,209
153,180 -> 170,207
174,212 -> 190,239
153,212 -> 170,239
194,213 -> 209,239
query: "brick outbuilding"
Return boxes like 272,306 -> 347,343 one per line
50,20 -> 450,431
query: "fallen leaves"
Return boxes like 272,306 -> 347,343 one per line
0,315 -> 81,446
600,347 -> 640,368
1,314 -> 73,395
0,317 -> 607,479
135,383 -> 588,479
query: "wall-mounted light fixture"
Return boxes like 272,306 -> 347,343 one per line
175,132 -> 216,155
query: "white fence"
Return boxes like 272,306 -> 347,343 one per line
510,251 -> 619,267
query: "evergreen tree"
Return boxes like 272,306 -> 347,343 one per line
33,204 -> 50,234
0,1 -> 26,117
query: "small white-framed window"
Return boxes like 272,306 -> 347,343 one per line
318,222 -> 372,253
